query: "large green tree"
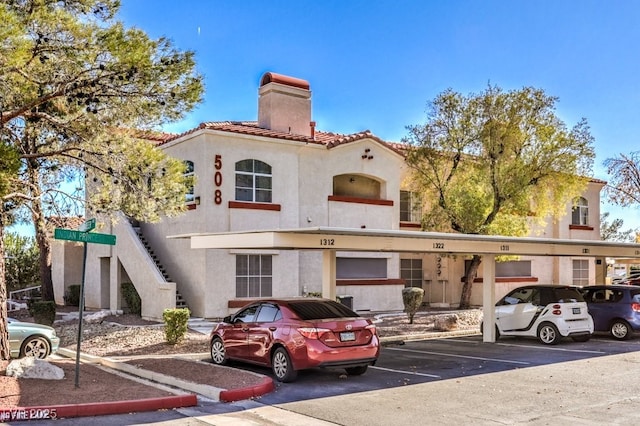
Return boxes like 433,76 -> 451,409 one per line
3,232 -> 40,294
0,0 -> 203,359
404,85 -> 595,308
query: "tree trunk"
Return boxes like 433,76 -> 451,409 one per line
33,198 -> 54,302
0,220 -> 11,360
27,160 -> 54,302
459,254 -> 482,309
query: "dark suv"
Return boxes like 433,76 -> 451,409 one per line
580,285 -> 640,340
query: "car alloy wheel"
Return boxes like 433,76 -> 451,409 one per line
210,337 -> 228,365
537,323 -> 560,345
272,347 -> 297,382
21,336 -> 50,359
610,320 -> 631,340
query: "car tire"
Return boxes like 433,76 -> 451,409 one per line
537,323 -> 561,345
272,347 -> 297,382
480,322 -> 500,340
210,337 -> 228,365
345,365 -> 368,376
610,320 -> 631,340
20,336 -> 51,359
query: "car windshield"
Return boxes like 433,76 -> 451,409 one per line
288,300 -> 358,320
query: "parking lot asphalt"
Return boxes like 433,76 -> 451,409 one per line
189,334 -> 640,425
18,332 -> 640,425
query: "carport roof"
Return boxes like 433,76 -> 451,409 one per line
168,226 -> 640,258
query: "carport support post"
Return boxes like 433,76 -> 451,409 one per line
482,254 -> 496,343
322,250 -> 337,301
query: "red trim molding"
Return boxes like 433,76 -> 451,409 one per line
470,277 -> 539,283
337,278 -> 406,286
569,224 -> 594,231
328,195 -> 393,206
229,201 -> 282,211
399,222 -> 421,228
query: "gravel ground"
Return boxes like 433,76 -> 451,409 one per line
52,308 -> 482,357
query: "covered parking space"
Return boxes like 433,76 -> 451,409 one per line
171,227 -> 640,343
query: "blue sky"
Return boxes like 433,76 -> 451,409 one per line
13,1 -> 640,236
114,0 -> 640,231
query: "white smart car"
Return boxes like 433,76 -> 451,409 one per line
488,285 -> 593,345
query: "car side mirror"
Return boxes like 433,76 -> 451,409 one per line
223,315 -> 232,323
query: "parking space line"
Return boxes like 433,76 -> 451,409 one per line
439,338 -> 607,354
371,365 -> 441,378
494,342 -> 605,354
386,347 -> 530,365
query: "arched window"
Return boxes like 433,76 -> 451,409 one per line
235,159 -> 272,202
571,197 -> 588,225
184,160 -> 194,203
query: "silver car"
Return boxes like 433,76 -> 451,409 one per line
7,318 -> 60,358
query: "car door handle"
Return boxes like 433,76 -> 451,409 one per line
269,327 -> 277,331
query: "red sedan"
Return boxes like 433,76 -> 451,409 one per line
209,298 -> 380,382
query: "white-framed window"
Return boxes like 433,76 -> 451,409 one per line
236,254 -> 272,297
571,197 -> 588,225
572,259 -> 589,286
400,190 -> 422,223
401,258 -> 423,288
235,159 -> 272,202
184,160 -> 195,203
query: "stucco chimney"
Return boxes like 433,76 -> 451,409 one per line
258,72 -> 312,136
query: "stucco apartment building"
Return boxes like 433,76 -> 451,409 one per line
52,72 -> 605,320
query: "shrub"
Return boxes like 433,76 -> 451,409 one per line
402,287 -> 425,324
121,282 -> 141,315
64,285 -> 81,306
163,308 -> 191,345
30,301 -> 56,326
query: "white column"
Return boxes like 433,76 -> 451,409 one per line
482,254 -> 496,343
109,254 -> 120,311
322,250 -> 337,300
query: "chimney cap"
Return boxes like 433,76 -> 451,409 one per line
260,72 -> 310,90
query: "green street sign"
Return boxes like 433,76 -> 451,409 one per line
78,218 -> 96,232
54,228 -> 116,245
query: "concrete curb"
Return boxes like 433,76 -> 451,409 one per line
55,348 -> 275,403
0,395 -> 198,421
380,329 -> 480,345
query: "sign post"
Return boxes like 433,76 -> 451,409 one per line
54,219 -> 116,388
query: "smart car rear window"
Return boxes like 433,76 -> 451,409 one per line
288,300 -> 358,320
551,288 -> 584,303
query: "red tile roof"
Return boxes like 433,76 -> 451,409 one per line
145,121 -> 406,156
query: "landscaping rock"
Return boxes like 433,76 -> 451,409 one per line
6,357 -> 65,380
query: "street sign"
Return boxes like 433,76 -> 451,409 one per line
78,218 -> 96,232
54,228 -> 116,245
